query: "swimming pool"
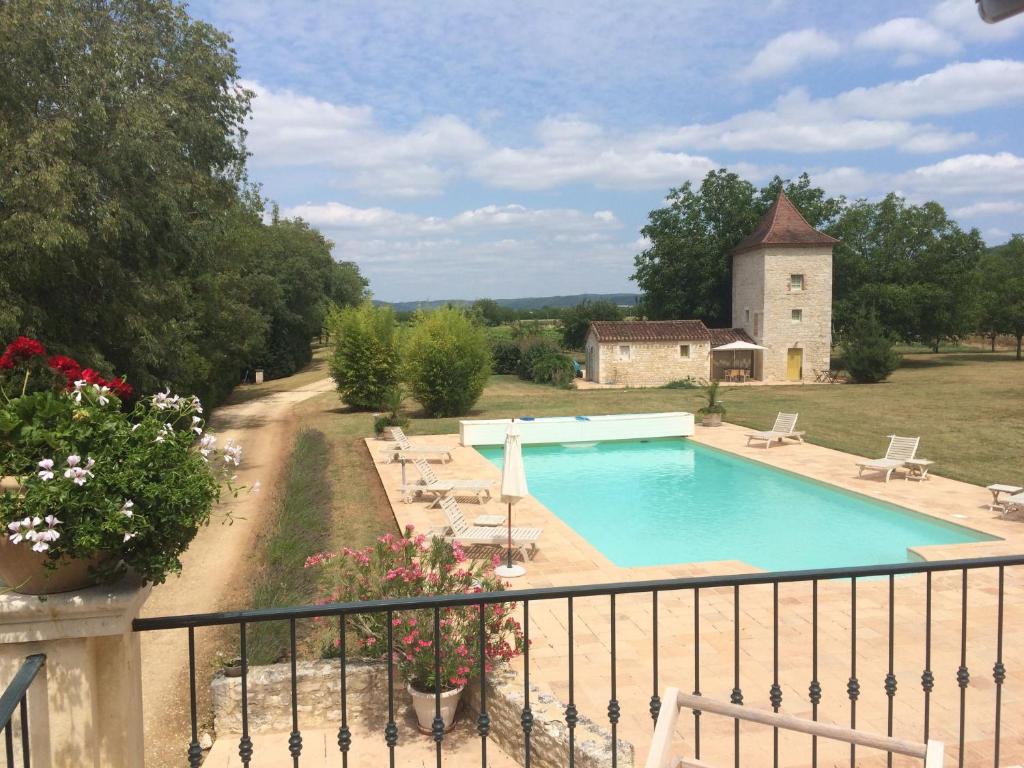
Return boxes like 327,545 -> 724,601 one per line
476,438 -> 995,571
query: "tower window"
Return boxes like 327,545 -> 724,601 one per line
790,274 -> 804,291
792,309 -> 803,322
744,308 -> 750,323
679,344 -> 691,359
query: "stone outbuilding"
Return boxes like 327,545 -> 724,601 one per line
585,191 -> 837,385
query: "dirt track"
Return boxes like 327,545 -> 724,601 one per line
139,375 -> 335,767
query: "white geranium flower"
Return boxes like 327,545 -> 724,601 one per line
94,384 -> 110,406
223,439 -> 243,467
66,454 -> 80,468
191,415 -> 202,435
120,500 -> 134,518
63,455 -> 94,486
37,458 -> 55,481
123,532 -> 137,543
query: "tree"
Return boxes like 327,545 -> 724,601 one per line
831,195 -> 984,350
633,171 -> 842,325
560,300 -> 623,349
841,310 -> 902,383
976,236 -> 1024,359
471,299 -> 512,326
328,303 -> 400,410
404,308 -> 491,417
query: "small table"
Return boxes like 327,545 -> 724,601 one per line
987,484 -> 1024,512
904,459 -> 934,482
473,514 -> 506,527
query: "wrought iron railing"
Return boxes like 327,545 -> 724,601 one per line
132,554 -> 1024,768
2,655 -> 45,768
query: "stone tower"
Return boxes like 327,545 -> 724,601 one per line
731,192 -> 838,382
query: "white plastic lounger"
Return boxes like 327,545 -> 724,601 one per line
857,435 -> 920,483
398,459 -> 493,506
379,426 -> 455,464
438,496 -> 541,560
646,687 -> 943,768
745,412 -> 804,449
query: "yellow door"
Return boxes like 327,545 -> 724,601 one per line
786,348 -> 803,381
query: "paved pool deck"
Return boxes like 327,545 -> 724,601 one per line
367,423 -> 1024,767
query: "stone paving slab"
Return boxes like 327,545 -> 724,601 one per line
367,425 -> 1024,767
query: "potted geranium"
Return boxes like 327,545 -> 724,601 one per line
698,381 -> 726,427
0,336 -> 243,594
306,527 -> 524,732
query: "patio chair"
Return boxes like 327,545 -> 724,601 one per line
856,435 -> 920,483
437,496 -> 541,560
745,412 -> 804,448
397,458 -> 493,506
646,688 -> 944,768
379,426 -> 455,464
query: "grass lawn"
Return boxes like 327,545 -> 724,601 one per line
398,352 -> 1022,488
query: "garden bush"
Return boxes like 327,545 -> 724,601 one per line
491,340 -> 522,375
404,308 -> 491,417
328,303 -> 400,410
842,311 -> 902,383
530,352 -> 576,388
516,337 -> 561,380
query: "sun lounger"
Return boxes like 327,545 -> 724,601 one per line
398,459 -> 493,506
437,496 -> 541,560
746,412 -> 804,448
379,426 -> 455,464
857,435 -> 920,483
646,687 -> 943,768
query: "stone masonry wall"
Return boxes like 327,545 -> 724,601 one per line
593,340 -> 710,386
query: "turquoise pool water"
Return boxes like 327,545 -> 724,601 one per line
476,439 -> 994,571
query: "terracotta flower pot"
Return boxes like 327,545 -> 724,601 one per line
701,413 -> 723,427
0,537 -> 104,595
407,683 -> 465,733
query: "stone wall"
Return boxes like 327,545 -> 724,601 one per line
590,339 -> 710,387
211,660 -> 632,768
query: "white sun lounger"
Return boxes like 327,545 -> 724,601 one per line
379,426 -> 455,464
857,435 -> 920,483
438,496 -> 541,561
398,458 -> 493,506
746,412 -> 804,448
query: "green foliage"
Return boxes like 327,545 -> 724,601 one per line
372,387 -> 409,435
842,311 -> 902,383
516,337 -> 562,380
633,171 -> 842,325
328,303 -> 400,411
697,381 -> 726,416
404,308 -> 491,417
976,235 -> 1024,359
247,429 -> 333,664
832,194 -> 984,351
663,376 -> 703,389
560,300 -> 623,349
530,353 -> 576,388
0,0 -> 366,408
490,340 -> 522,375
471,298 -> 515,326
0,381 -> 236,586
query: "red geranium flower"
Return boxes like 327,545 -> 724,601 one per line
47,354 -> 82,386
2,336 -> 46,366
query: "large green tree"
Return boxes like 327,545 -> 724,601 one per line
632,171 -> 843,325
976,235 -> 1024,359
831,194 -> 984,350
560,300 -> 623,349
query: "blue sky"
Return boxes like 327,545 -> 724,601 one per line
188,0 -> 1024,302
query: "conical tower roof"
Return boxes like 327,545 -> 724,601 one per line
732,191 -> 838,255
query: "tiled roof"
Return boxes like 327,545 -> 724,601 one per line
708,327 -> 755,346
589,320 -> 710,342
732,191 -> 839,255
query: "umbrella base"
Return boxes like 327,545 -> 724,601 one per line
494,564 -> 526,578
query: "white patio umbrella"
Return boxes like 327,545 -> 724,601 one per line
495,420 -> 529,578
712,340 -> 767,379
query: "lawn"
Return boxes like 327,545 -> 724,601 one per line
398,352 -> 1023,488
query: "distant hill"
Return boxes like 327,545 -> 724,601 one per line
378,293 -> 641,313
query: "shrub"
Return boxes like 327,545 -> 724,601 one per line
328,303 -> 400,410
531,352 -> 576,388
842,311 -> 902,383
516,337 -> 561,380
697,381 -> 726,416
491,340 -> 522,375
305,527 -> 524,692
373,387 -> 410,435
404,308 -> 491,417
663,376 -> 703,389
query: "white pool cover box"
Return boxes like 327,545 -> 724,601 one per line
459,412 -> 694,447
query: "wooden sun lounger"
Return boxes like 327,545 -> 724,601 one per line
856,435 -> 920,483
437,496 -> 541,560
399,459 -> 493,505
379,426 -> 455,464
745,412 -> 804,448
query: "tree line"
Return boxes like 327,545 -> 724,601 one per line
633,170 -> 1024,359
0,0 -> 367,407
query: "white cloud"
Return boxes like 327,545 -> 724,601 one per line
930,0 -> 1024,41
953,200 -> 1024,217
900,152 -> 1024,196
739,29 -> 841,80
855,18 -> 960,64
